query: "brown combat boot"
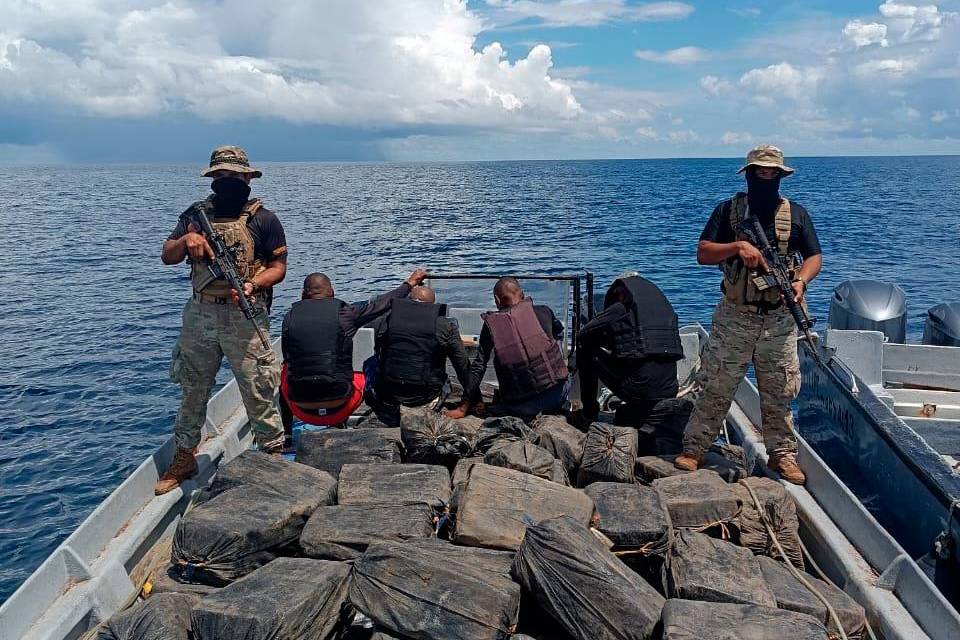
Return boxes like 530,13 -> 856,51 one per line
768,450 -> 806,485
154,448 -> 198,495
674,453 -> 701,471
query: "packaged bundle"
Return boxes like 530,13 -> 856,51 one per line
475,416 -> 538,454
296,427 -> 402,475
734,477 -> 803,568
635,446 -> 747,484
653,470 -> 741,531
338,463 -> 451,510
300,502 -> 435,560
203,450 -> 337,505
511,515 -> 664,640
661,599 -> 828,640
400,406 -> 482,466
97,593 -> 196,640
530,414 -> 585,478
577,423 -> 637,486
171,485 -> 320,585
147,565 -> 220,598
484,439 -> 567,484
666,531 -> 777,607
454,464 -> 594,550
191,558 -> 350,640
350,541 -> 521,640
584,482 -> 672,554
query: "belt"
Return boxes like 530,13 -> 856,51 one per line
193,291 -> 232,305
737,300 -> 784,315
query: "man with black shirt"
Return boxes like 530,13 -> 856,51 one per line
366,285 -> 473,426
158,146 -> 288,495
578,273 -> 684,428
447,277 -> 568,420
675,145 -> 822,485
280,269 -> 427,427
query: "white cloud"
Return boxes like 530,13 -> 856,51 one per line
482,1 -> 694,27
0,0 -> 586,130
634,46 -> 707,64
634,126 -> 658,139
843,20 -> 889,47
668,129 -> 699,142
738,62 -> 824,101
699,75 -> 733,95
931,110 -> 949,122
720,131 -> 753,145
854,57 -> 919,76
878,1 -> 951,42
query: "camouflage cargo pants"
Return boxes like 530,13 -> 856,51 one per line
169,299 -> 284,450
683,298 -> 801,456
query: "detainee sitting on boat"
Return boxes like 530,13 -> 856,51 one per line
280,269 -> 427,431
446,277 -> 569,421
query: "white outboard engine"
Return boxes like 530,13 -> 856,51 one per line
923,302 -> 960,347
828,279 -> 907,343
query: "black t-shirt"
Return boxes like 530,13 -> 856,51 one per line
699,196 -> 821,259
167,202 -> 288,264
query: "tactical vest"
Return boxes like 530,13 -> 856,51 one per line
604,276 -> 684,361
722,193 -> 796,306
190,198 -> 265,298
283,298 -> 353,390
379,299 -> 448,391
482,299 -> 569,402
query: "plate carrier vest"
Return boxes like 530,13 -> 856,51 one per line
190,198 -> 265,298
722,193 -> 796,307
604,276 -> 684,361
283,298 -> 354,391
379,298 -> 448,392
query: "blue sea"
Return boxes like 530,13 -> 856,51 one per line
1,156 -> 958,603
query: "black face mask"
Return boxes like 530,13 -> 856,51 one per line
211,177 -> 251,217
745,168 -> 781,216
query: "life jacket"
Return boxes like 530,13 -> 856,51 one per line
603,276 -> 684,361
282,298 -> 353,391
721,193 -> 796,307
190,198 -> 265,297
378,298 -> 448,392
482,299 -> 568,402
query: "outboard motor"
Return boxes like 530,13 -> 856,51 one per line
923,302 -> 960,347
828,279 -> 907,343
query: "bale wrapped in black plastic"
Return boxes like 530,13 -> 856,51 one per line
192,557 -> 350,640
653,469 -> 741,531
666,531 -> 777,607
203,449 -> 338,505
300,502 -> 436,560
402,537 -> 516,578
338,463 -> 451,510
511,515 -> 665,640
484,439 -> 568,484
635,445 -> 747,484
148,565 -> 220,598
577,423 -> 637,486
97,593 -> 196,640
475,416 -> 538,454
584,482 -> 672,554
171,484 -> 321,585
734,477 -> 804,569
758,556 -> 866,638
296,428 -> 402,475
530,414 -> 585,478
400,406 -> 483,467
449,457 -> 483,513
350,540 -> 521,640
454,463 -> 594,550
661,599 -> 829,640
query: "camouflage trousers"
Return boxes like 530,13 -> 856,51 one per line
169,299 -> 284,451
683,298 -> 801,456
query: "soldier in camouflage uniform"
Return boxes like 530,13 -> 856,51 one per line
156,146 -> 288,495
675,145 -> 822,485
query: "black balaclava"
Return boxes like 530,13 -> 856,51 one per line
745,166 -> 781,217
211,177 -> 251,217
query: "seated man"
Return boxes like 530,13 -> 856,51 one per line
448,277 -> 568,420
280,269 -> 426,430
367,286 -> 473,426
579,273 -> 684,425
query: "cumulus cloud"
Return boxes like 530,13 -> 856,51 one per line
720,131 -> 753,145
634,46 -> 707,64
879,1 -> 952,42
738,62 -> 824,101
484,1 -> 694,27
0,0 -> 584,130
853,57 -> 919,76
843,20 -> 889,47
699,75 -> 733,95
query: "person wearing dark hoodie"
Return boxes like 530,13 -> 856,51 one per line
674,145 -> 822,485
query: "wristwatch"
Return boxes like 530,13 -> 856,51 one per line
794,276 -> 808,291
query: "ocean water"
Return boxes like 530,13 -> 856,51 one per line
1,156 -> 958,603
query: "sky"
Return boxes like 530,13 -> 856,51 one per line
1,0 -> 958,163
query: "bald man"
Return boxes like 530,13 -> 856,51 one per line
280,269 -> 427,429
367,285 -> 472,426
447,277 -> 568,420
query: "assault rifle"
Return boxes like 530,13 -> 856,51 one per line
741,214 -> 824,366
188,203 -> 270,350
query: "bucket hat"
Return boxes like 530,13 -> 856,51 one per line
201,145 -> 262,178
737,144 -> 794,175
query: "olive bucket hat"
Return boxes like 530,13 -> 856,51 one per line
201,145 -> 262,178
737,144 -> 794,176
